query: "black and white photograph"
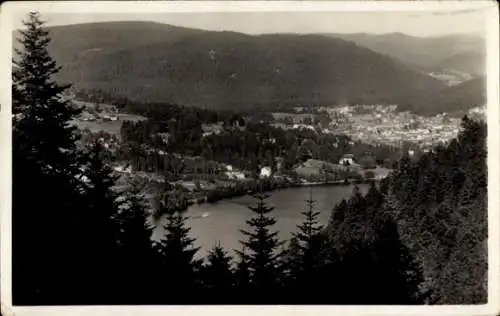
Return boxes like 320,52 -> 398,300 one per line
1,1 -> 499,315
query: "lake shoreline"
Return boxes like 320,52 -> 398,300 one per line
179,183 -> 373,258
188,177 -> 382,206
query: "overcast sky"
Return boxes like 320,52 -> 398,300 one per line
10,2 -> 491,37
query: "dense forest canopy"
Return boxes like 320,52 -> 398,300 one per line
377,116 -> 487,303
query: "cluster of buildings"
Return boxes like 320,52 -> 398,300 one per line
271,104 -> 470,150
201,120 -> 246,137
270,122 -> 318,132
79,112 -> 119,122
201,122 -> 224,137
77,133 -> 122,161
223,164 -> 274,181
74,100 -> 120,122
426,70 -> 473,87
319,105 -> 463,150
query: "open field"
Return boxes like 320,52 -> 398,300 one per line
70,113 -> 147,138
71,120 -> 122,137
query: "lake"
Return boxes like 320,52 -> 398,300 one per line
153,184 -> 369,258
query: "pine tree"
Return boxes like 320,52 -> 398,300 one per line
328,199 -> 348,226
234,246 -> 252,298
114,183 -> 158,304
326,217 -> 426,304
323,183 -> 427,304
13,12 -> 82,155
288,190 -> 327,302
236,192 -> 284,302
77,140 -> 122,302
382,188 -> 409,235
12,11 -> 85,304
202,243 -> 235,302
163,154 -> 185,182
157,189 -> 203,303
364,182 -> 384,210
83,141 -> 120,216
278,237 -> 300,292
369,219 -> 427,304
334,186 -> 370,247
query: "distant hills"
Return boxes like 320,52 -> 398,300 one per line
436,51 -> 485,77
13,22 -> 486,116
326,32 -> 486,76
397,76 -> 486,115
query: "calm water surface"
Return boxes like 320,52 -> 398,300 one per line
154,184 -> 369,258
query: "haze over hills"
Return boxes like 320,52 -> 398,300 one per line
435,50 -> 486,77
326,32 -> 486,76
399,76 -> 485,115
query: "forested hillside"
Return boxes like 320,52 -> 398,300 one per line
14,21 -> 447,113
384,116 -> 487,303
327,116 -> 487,304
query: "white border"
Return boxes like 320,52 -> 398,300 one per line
1,2 -> 499,316
0,1 -> 496,13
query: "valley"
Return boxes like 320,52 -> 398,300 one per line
11,9 -> 490,306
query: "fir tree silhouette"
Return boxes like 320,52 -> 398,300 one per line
325,185 -> 426,304
288,190 -> 327,303
234,246 -> 252,303
156,188 -> 203,303
76,139 -> 122,303
201,243 -> 235,303
328,219 -> 426,305
11,11 -> 88,304
114,182 -> 159,304
369,219 -> 427,304
236,192 -> 284,303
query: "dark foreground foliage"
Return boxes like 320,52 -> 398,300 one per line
12,12 -> 486,305
378,116 -> 487,304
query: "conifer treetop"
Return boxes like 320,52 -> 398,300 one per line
13,11 -> 82,176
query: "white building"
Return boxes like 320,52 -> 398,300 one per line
113,165 -> 132,174
260,166 -> 272,178
339,154 -> 356,166
225,170 -> 246,180
75,174 -> 91,184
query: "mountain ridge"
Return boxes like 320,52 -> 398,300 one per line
396,76 -> 485,115
13,21 -> 483,115
324,32 -> 485,75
